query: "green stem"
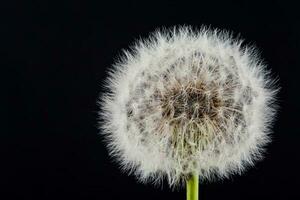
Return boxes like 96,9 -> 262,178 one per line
186,172 -> 198,200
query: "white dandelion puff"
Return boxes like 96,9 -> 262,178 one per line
98,26 -> 278,188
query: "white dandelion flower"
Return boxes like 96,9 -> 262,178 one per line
98,26 -> 278,189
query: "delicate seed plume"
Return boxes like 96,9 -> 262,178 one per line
98,26 -> 278,188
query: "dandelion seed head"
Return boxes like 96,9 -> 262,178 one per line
98,26 -> 278,187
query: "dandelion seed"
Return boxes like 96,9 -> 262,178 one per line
98,26 -> 278,199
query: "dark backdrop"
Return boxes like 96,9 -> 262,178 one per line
3,0 -> 300,199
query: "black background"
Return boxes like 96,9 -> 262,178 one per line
3,0 -> 300,199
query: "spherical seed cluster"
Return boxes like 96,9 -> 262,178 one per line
99,26 -> 277,187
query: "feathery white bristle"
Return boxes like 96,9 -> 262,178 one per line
98,26 -> 278,188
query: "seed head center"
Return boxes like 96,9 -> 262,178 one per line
161,81 -> 222,123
